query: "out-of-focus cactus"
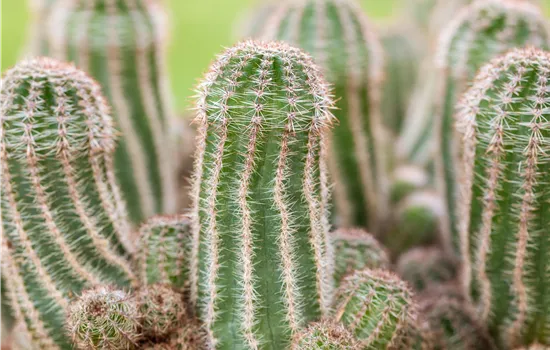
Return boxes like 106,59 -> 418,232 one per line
189,41 -> 334,349
333,269 -> 422,349
255,0 -> 389,230
137,215 -> 191,288
291,320 -> 358,350
390,165 -> 430,204
1,58 -> 137,349
137,284 -> 186,339
433,0 -> 550,253
396,247 -> 458,292
235,0 -> 277,39
46,0 -> 179,224
66,286 -> 142,350
27,0 -> 58,55
457,48 -> 550,348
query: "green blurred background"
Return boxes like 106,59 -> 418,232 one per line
2,1 -> 549,110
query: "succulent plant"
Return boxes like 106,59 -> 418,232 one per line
333,269 -> 421,349
137,284 -> 186,339
456,48 -> 550,348
66,286 -> 141,350
432,0 -> 550,253
137,215 -> 191,288
45,0 -> 179,224
291,320 -> 358,350
255,0 -> 389,230
1,58 -> 137,349
331,228 -> 390,286
27,0 -> 58,55
189,41 -> 334,349
390,165 -> 430,205
396,247 -> 458,293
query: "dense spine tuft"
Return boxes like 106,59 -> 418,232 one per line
291,320 -> 358,350
137,284 -> 186,339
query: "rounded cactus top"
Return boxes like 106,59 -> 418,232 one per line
196,40 -> 335,134
291,320 -> 358,349
436,0 -> 550,77
1,57 -> 115,160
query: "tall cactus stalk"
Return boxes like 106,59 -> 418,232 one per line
189,41 -> 334,349
255,0 -> 388,230
457,48 -> 550,348
27,0 -> 58,55
433,0 -> 550,253
0,58 -> 138,349
46,0 -> 178,224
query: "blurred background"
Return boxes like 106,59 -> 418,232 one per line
2,0 -> 550,110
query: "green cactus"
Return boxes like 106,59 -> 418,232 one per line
0,57 -> 138,349
45,0 -> 179,224
333,269 -> 421,349
137,215 -> 192,288
254,0 -> 389,230
396,247 -> 458,292
432,0 -> 550,253
189,40 -> 334,349
291,320 -> 358,349
331,228 -> 390,286
390,165 -> 430,204
66,285 -> 142,350
27,0 -> 58,55
456,48 -> 550,348
137,284 -> 186,339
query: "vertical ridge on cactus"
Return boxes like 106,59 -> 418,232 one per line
255,0 -> 388,230
457,48 -> 550,348
45,0 -> 178,224
0,57 -> 137,349
189,40 -> 334,349
432,0 -> 550,253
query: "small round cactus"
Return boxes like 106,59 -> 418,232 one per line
331,228 -> 390,286
137,284 -> 186,339
291,320 -> 358,350
390,165 -> 430,204
66,286 -> 141,350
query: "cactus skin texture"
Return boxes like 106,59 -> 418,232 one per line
333,269 -> 422,349
396,247 -> 458,293
457,48 -> 550,348
0,58 -> 138,349
46,0 -> 178,225
291,320 -> 358,350
256,0 -> 389,230
331,228 -> 390,286
189,41 -> 334,349
433,0 -> 550,254
137,215 -> 191,288
137,284 -> 186,339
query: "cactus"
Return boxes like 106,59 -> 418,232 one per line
255,0 -> 389,230
27,0 -> 58,55
331,228 -> 390,286
457,48 -> 550,348
189,41 -> 334,349
396,247 -> 458,292
66,286 -> 142,350
0,58 -> 138,349
46,0 -> 179,224
333,269 -> 421,349
137,215 -> 192,288
137,284 -> 186,339
390,165 -> 430,204
291,320 -> 358,350
432,0 -> 550,253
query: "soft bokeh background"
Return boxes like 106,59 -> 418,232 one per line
2,1 -> 550,110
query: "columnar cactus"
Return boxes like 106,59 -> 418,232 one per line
189,41 -> 334,349
291,320 -> 358,350
457,48 -> 550,348
137,215 -> 191,287
1,58 -> 137,349
433,0 -> 550,253
331,228 -> 390,286
27,0 -> 58,55
256,0 -> 388,229
333,269 -> 421,349
46,0 -> 178,224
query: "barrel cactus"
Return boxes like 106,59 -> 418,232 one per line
255,0 -> 388,230
457,48 -> 550,348
189,41 -> 334,349
137,284 -> 186,339
46,0 -> 179,224
1,58 -> 137,349
291,320 -> 358,350
433,0 -> 550,253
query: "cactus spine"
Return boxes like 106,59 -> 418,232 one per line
256,0 -> 388,229
46,0 -> 178,224
433,0 -> 550,253
1,58 -> 138,349
457,48 -> 550,348
137,284 -> 186,339
190,41 -> 334,349
291,320 -> 358,349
